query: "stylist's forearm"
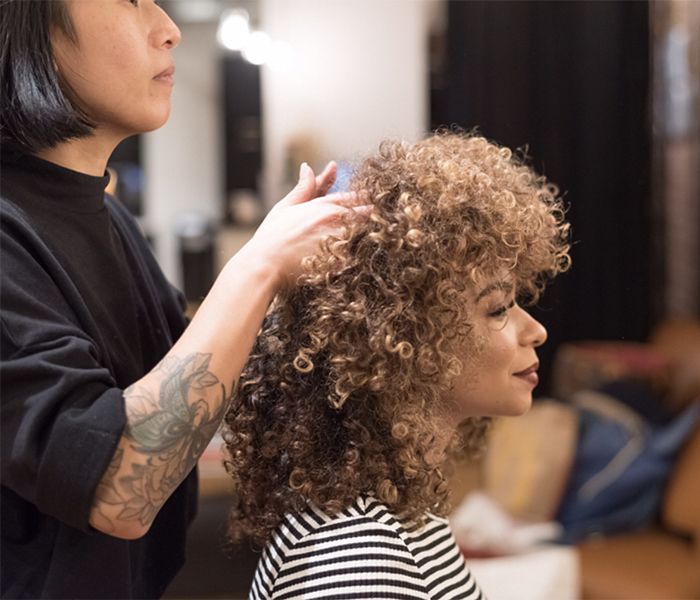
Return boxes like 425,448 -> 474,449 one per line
89,247 -> 279,539
171,245 -> 279,381
88,161 -> 366,539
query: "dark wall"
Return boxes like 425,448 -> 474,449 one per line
222,55 -> 263,218
441,0 -> 653,393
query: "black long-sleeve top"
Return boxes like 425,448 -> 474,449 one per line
0,146 -> 197,599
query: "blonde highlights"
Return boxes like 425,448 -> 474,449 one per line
224,132 -> 570,545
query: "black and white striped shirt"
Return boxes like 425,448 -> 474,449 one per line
249,495 -> 484,599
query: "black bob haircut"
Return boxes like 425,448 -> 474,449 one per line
0,0 -> 95,153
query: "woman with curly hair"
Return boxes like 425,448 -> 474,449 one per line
224,132 -> 571,599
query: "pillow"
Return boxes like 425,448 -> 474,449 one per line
555,392 -> 700,543
483,399 -> 578,522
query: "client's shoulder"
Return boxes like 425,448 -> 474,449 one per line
251,496 -> 433,599
269,494 -> 412,552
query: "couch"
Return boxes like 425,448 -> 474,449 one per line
564,320 -> 700,599
578,419 -> 700,599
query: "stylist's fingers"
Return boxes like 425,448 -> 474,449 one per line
348,204 -> 373,216
315,161 -> 337,196
312,202 -> 373,225
279,162 -> 317,207
315,190 -> 371,209
309,199 -> 374,232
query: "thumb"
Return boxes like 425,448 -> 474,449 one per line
282,162 -> 317,206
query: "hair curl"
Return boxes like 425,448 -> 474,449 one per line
224,132 -> 571,545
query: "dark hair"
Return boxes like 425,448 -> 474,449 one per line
0,0 -> 95,153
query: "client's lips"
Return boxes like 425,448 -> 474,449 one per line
513,361 -> 539,387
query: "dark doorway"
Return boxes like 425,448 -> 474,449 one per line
438,0 -> 653,393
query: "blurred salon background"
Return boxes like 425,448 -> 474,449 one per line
106,1 -> 700,598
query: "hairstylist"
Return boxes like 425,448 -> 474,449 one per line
0,1 -> 367,598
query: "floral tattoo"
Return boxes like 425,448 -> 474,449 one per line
92,353 -> 228,532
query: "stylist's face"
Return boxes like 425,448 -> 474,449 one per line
53,0 -> 181,138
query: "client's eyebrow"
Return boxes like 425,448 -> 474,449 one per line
476,281 -> 515,303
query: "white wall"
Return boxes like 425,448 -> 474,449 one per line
260,0 -> 431,204
144,1 -> 432,284
143,22 -> 223,286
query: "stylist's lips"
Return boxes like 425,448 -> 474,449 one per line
154,65 -> 175,85
513,361 -> 539,387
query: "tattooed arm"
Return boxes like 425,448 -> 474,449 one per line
89,253 -> 277,539
89,353 -> 232,537
88,165 -> 365,539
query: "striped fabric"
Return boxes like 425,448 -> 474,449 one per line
249,496 -> 484,599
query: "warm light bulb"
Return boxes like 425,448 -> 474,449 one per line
242,31 -> 272,66
267,40 -> 296,72
217,9 -> 250,51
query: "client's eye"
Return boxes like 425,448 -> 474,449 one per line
488,299 -> 515,319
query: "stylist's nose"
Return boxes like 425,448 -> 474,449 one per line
152,4 -> 181,50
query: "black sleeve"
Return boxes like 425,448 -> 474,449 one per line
0,226 -> 127,533
105,194 -> 189,331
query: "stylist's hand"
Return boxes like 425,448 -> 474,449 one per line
240,161 -> 370,289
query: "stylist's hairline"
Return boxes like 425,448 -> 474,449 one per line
51,0 -> 79,45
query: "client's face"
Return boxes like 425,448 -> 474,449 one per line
443,276 -> 547,420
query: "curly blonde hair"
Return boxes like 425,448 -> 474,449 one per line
223,132 -> 571,545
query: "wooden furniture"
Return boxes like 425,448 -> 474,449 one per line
571,319 -> 700,599
578,422 -> 700,599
